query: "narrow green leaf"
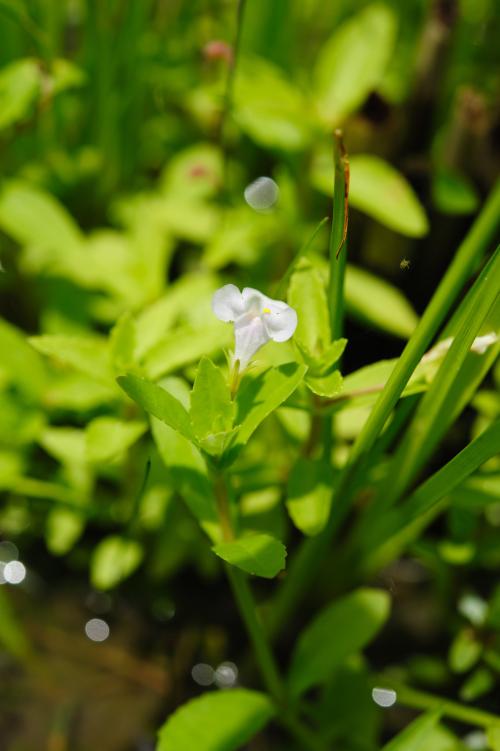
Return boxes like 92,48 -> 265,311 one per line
190,357 -> 234,440
110,312 -> 137,374
118,374 -> 195,442
91,535 -> 143,590
157,689 -> 275,751
286,458 -> 333,535
233,363 -> 307,449
288,588 -> 390,696
213,533 -> 286,578
381,711 -> 441,751
313,4 -> 396,125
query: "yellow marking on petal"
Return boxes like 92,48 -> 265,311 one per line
263,307 -> 271,314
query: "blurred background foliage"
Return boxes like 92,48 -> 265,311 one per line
0,0 -> 499,749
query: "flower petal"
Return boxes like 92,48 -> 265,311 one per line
212,284 -> 244,322
234,314 -> 269,369
263,303 -> 298,343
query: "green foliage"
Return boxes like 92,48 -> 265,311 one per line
0,2 -> 499,748
90,535 -> 144,590
381,711 -> 441,751
313,4 -> 397,125
157,689 -> 275,751
213,533 -> 286,578
286,458 -> 333,535
288,588 -> 391,696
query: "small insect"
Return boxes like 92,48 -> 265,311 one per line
400,258 -> 411,270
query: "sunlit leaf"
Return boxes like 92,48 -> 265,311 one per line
86,417 -> 146,463
190,357 -> 234,440
118,374 -> 195,442
381,711 -> 441,751
288,588 -> 390,696
213,533 -> 286,578
286,458 -> 333,535
157,689 -> 275,751
313,4 -> 396,125
91,535 -> 143,590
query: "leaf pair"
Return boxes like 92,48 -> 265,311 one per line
118,359 -> 307,464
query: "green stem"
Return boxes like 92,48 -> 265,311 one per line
225,565 -> 285,703
213,471 -> 327,750
378,678 -> 500,728
328,130 -> 349,340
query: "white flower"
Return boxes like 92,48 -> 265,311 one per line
212,284 -> 297,369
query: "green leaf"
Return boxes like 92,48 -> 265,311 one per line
311,153 -> 429,237
381,711 -> 441,751
346,265 -> 419,339
157,689 -> 275,751
449,629 -> 482,673
432,169 -> 480,215
213,533 -> 286,578
233,56 -> 311,150
46,509 -> 85,555
349,156 -> 429,237
487,725 -> 500,751
86,417 -> 146,463
142,324 -> 232,380
0,180 -> 83,252
0,316 -> 46,399
190,357 -> 234,440
288,258 -> 330,359
313,4 -> 396,125
0,58 -> 40,130
232,363 -> 307,451
288,588 -> 390,696
91,535 -> 144,590
110,312 -> 137,374
118,374 -> 195,442
29,334 -> 114,386
306,369 -> 343,397
286,458 -> 333,535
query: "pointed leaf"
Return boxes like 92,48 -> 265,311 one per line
118,374 -> 194,442
313,4 -> 396,125
91,535 -> 144,590
29,334 -> 114,386
306,369 -> 343,397
213,533 -> 286,578
381,711 -> 441,751
289,588 -> 390,696
233,362 -> 307,451
286,458 -> 333,535
190,357 -> 234,440
157,689 -> 275,751
86,417 -> 146,463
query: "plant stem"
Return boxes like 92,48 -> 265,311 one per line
378,678 -> 500,728
213,470 -> 327,750
328,130 -> 349,340
225,565 -> 285,703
